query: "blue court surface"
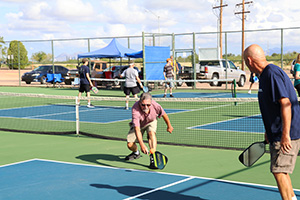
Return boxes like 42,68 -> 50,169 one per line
152,92 -> 257,98
1,159 -> 299,200
189,114 -> 265,133
0,105 -> 187,124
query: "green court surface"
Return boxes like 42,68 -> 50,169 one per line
1,131 -> 300,190
0,86 -> 299,193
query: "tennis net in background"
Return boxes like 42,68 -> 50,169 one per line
0,92 -> 263,150
91,78 -> 237,96
0,92 -> 76,135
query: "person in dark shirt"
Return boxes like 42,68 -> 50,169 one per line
244,44 -> 300,200
78,58 -> 94,108
248,72 -> 259,94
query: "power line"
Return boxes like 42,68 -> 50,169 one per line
234,0 -> 253,70
212,0 -> 228,59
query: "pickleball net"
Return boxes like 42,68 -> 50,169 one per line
90,78 -> 237,97
0,92 -> 263,150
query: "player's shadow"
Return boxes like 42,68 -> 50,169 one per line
90,183 -> 206,200
76,154 -> 148,168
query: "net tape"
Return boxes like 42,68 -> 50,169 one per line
0,92 -> 257,102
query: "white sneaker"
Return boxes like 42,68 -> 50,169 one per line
87,104 -> 95,108
248,90 -> 251,94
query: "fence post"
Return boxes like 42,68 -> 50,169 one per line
18,41 -> 21,86
51,40 -> 54,73
142,32 -> 146,80
225,32 -> 228,90
192,32 -> 196,89
75,97 -> 80,136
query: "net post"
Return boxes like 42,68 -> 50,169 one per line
233,79 -> 237,105
75,96 -> 80,137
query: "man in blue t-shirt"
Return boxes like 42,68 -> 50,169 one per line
244,44 -> 300,200
78,58 -> 94,108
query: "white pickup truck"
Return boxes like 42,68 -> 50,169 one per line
179,59 -> 246,87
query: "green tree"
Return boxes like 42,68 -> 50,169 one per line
185,53 -> 199,63
31,51 -> 47,63
7,40 -> 28,69
0,36 -> 7,64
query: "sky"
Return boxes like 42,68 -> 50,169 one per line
1,0 -> 300,59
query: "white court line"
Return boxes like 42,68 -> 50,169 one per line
2,158 -> 300,193
165,102 -> 235,117
0,104 -> 53,111
199,93 -> 231,98
188,113 -> 262,129
187,113 -> 264,134
156,92 -> 230,98
28,110 -> 76,118
185,101 -> 256,128
28,107 -> 108,119
123,177 -> 195,200
0,159 -> 37,168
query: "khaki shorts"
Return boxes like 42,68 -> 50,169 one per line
270,139 -> 300,174
127,120 -> 157,143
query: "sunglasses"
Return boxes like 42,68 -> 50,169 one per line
141,104 -> 151,107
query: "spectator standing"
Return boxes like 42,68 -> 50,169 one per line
170,55 -> 179,79
163,58 -> 175,98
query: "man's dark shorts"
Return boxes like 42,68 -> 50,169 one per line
79,84 -> 90,93
124,86 -> 140,96
249,76 -> 255,83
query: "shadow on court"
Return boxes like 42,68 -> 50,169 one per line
76,154 -> 149,168
90,184 -> 206,200
174,160 -> 277,196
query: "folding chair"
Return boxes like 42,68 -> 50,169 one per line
46,73 -> 54,87
53,74 -> 64,88
71,78 -> 80,89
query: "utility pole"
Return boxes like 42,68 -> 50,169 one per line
213,0 -> 228,59
235,0 -> 253,70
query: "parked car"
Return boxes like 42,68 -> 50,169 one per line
179,59 -> 246,87
111,65 -> 142,79
21,65 -> 69,84
94,65 -> 141,87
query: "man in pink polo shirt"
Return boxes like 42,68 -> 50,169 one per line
125,92 -> 173,168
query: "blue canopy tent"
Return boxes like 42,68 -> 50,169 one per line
77,38 -> 170,81
124,50 -> 143,58
78,38 -> 142,58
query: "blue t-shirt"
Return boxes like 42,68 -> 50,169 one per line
258,64 -> 300,142
294,63 -> 300,86
79,65 -> 90,85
